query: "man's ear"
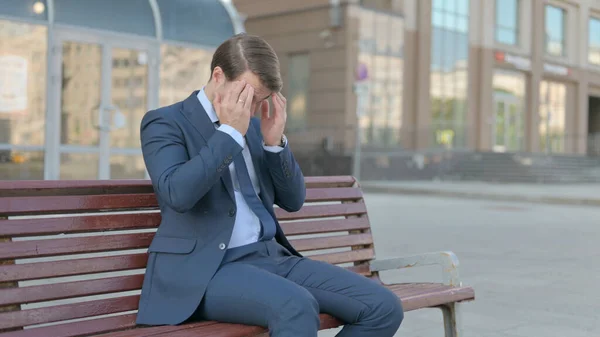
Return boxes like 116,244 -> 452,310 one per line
211,66 -> 225,85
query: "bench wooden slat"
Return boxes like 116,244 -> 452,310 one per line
280,218 -> 370,236
290,233 -> 372,251
0,275 -> 144,307
309,248 -> 374,265
0,176 -> 355,197
0,214 -> 161,237
0,181 -> 153,198
0,254 -> 148,283
0,251 -> 369,284
275,203 -> 366,220
0,190 -> 361,217
389,284 -> 475,311
0,295 -> 140,330
0,266 -> 373,307
98,314 -> 343,337
0,233 -> 154,260
0,210 -> 368,239
0,195 -> 158,216
93,321 -> 220,337
0,265 -> 372,308
344,264 -> 371,276
304,188 -> 362,202
1,232 -> 372,260
304,176 -> 356,188
0,313 -> 140,337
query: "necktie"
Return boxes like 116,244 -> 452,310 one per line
233,151 -> 277,241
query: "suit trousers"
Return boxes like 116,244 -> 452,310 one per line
190,240 -> 404,337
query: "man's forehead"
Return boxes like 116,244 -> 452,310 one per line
235,71 -> 273,101
255,91 -> 271,102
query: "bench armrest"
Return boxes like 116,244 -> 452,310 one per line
369,251 -> 461,287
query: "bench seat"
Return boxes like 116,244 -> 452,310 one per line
0,176 -> 474,337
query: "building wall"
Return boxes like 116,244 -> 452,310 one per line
238,1 -> 351,152
235,0 -> 600,156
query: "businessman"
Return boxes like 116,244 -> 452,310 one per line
136,33 -> 403,337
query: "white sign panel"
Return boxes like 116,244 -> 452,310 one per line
0,55 -> 28,113
543,63 -> 569,76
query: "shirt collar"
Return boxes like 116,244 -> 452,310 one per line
196,87 -> 218,123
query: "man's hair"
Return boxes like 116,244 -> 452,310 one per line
210,33 -> 282,92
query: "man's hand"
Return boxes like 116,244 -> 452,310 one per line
213,81 -> 254,135
261,92 -> 287,146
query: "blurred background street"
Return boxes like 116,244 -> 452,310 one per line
322,191 -> 600,337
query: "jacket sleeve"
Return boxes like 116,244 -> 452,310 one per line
141,109 -> 243,213
260,124 -> 306,212
264,146 -> 306,212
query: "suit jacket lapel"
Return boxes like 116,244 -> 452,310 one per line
181,91 -> 235,202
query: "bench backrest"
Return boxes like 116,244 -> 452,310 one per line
0,176 -> 374,335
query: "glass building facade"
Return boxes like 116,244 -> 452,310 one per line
430,0 -> 469,149
0,0 -> 241,180
357,9 -> 404,149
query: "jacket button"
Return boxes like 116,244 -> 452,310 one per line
228,208 -> 236,217
219,243 -> 226,250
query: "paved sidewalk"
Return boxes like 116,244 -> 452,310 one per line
320,193 -> 600,337
361,181 -> 600,206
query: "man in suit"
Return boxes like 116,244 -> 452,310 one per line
137,33 -> 403,337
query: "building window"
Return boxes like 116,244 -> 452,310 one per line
287,53 -> 310,131
545,5 -> 566,57
589,16 -> 600,65
159,45 -> 213,107
0,20 -> 48,180
356,9 -> 404,148
431,0 -> 469,149
495,0 -> 519,45
492,70 -> 526,152
539,80 -> 567,153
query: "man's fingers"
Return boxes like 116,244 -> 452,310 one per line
273,93 -> 284,112
261,100 -> 270,119
277,92 -> 286,104
229,81 -> 246,104
243,86 -> 254,111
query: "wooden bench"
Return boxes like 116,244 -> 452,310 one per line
0,176 -> 474,337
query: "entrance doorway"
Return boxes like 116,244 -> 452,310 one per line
46,30 -> 158,179
588,95 -> 600,156
492,92 -> 522,152
491,69 -> 526,153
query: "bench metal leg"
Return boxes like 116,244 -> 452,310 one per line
440,303 -> 462,337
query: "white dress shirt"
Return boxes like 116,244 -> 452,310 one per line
196,89 -> 284,249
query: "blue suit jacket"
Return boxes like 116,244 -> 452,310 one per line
136,91 -> 306,326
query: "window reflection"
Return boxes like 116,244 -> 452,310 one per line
110,48 -> 148,149
0,151 -> 44,180
545,5 -> 566,57
358,9 -> 404,149
60,41 -> 101,146
492,70 -> 526,152
287,53 -> 309,130
539,81 -> 566,153
160,45 -> 213,107
110,154 -> 146,179
589,17 -> 600,65
0,20 -> 47,147
495,0 -> 519,45
431,0 -> 469,149
59,153 -> 99,179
